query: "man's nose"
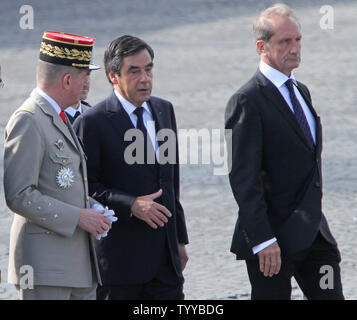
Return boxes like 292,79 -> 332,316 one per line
84,77 -> 90,86
139,71 -> 151,82
290,40 -> 300,54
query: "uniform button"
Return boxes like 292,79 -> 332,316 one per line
86,196 -> 90,201
45,231 -> 51,235
84,177 -> 88,182
315,181 -> 321,188
62,159 -> 67,164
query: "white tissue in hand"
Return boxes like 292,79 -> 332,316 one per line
103,208 -> 118,222
92,205 -> 118,240
92,203 -> 104,211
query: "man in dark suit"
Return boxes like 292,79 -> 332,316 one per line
74,35 -> 189,300
225,3 -> 343,300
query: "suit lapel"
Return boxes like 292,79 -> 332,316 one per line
147,98 -> 166,149
105,92 -> 171,169
66,116 -> 85,153
295,83 -> 322,155
105,92 -> 168,148
105,92 -> 136,149
256,71 -> 316,153
148,98 -> 168,175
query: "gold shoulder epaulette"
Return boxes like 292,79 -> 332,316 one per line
16,108 -> 35,115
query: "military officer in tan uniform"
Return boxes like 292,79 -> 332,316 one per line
3,31 -> 112,300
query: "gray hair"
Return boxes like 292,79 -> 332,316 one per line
36,60 -> 82,86
253,3 -> 300,43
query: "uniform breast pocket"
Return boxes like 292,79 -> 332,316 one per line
49,152 -> 77,189
49,153 -> 73,166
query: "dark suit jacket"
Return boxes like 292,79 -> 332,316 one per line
225,70 -> 336,259
74,91 -> 188,285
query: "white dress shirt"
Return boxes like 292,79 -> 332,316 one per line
252,61 -> 317,255
259,60 -> 316,143
114,90 -> 159,158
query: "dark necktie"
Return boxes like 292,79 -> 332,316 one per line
285,79 -> 315,150
73,110 -> 81,120
134,107 -> 155,163
64,110 -> 81,124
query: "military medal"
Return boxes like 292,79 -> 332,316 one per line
54,139 -> 65,151
56,167 -> 74,189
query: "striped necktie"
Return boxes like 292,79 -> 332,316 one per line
134,107 -> 155,164
285,79 -> 315,150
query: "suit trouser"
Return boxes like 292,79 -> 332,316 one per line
97,240 -> 184,300
245,232 -> 344,300
97,269 -> 184,300
15,282 -> 97,300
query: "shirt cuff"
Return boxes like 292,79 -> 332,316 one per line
252,237 -> 277,255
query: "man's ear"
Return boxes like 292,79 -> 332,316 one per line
108,71 -> 119,85
62,73 -> 72,89
256,40 -> 266,55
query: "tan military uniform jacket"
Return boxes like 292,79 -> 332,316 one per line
3,89 -> 101,288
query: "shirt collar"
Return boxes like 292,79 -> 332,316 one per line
36,87 -> 62,114
259,60 -> 298,88
114,90 -> 151,116
65,102 -> 82,117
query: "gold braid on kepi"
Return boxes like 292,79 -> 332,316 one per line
39,31 -> 100,70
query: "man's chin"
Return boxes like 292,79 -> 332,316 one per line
139,92 -> 151,102
80,93 -> 89,101
287,59 -> 300,68
284,62 -> 300,74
